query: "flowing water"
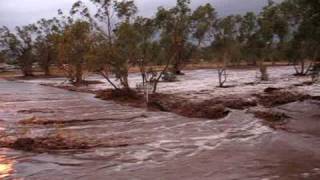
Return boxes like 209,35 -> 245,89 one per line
0,66 -> 320,180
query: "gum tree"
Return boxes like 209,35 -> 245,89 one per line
0,25 -> 37,76
58,20 -> 92,84
34,18 -> 62,76
191,3 -> 217,48
238,12 -> 259,65
71,0 -> 138,90
282,0 -> 320,75
155,0 -> 193,75
211,15 -> 242,87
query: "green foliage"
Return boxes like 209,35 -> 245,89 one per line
155,0 -> 193,74
191,3 -> 216,48
211,15 -> 242,64
34,18 -> 62,75
0,24 -> 37,76
1,0 -> 320,87
114,0 -> 137,20
239,12 -> 257,43
58,20 -> 92,84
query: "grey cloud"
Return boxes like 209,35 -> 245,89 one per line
0,0 -> 75,29
0,0 -> 273,29
136,0 -> 271,17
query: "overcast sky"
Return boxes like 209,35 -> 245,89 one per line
0,0 -> 274,29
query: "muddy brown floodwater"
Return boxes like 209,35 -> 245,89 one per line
0,66 -> 320,180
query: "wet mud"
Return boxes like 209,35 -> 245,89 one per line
256,88 -> 310,107
95,90 -> 258,119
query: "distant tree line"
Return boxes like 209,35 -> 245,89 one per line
0,0 -> 319,90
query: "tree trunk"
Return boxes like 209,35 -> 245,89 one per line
172,50 -> 182,75
218,68 -> 227,87
44,65 -> 50,76
259,63 -> 269,81
153,54 -> 173,93
75,63 -> 83,84
300,60 -> 305,75
100,71 -> 119,90
294,59 -> 310,76
173,63 -> 181,75
22,65 -> 33,77
217,54 -> 228,87
43,52 -> 52,76
121,76 -> 130,90
172,36 -> 184,75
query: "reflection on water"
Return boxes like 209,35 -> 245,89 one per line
0,155 -> 14,179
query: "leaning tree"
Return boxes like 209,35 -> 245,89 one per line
70,0 -> 138,90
